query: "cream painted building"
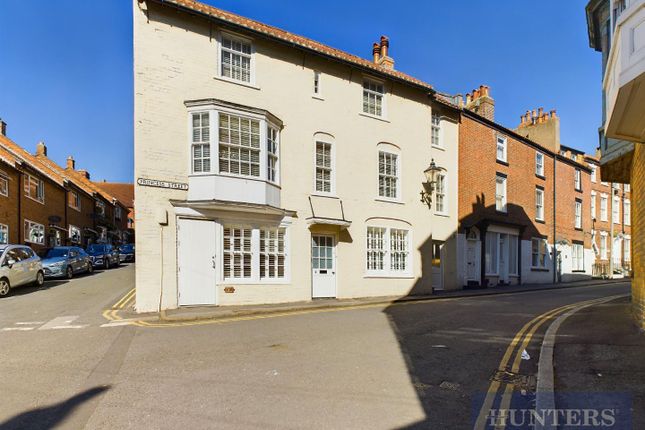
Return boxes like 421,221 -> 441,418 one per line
133,0 -> 459,312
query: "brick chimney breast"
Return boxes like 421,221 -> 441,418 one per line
464,84 -> 495,122
36,141 -> 47,157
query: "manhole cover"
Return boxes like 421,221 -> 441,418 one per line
439,381 -> 461,391
490,370 -> 536,392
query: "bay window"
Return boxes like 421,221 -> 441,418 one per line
219,113 -> 261,177
267,126 -> 279,184
191,112 -> 210,174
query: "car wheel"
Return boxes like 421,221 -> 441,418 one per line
0,278 -> 10,297
35,271 -> 44,288
66,266 -> 74,279
104,259 -> 110,270
87,263 -> 94,274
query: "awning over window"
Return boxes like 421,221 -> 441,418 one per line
306,196 -> 351,230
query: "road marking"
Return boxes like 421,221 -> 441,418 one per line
100,321 -> 134,327
15,321 -> 45,325
2,327 -> 35,331
473,295 -> 623,429
38,316 -> 88,330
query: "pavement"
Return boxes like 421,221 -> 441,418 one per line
553,295 -> 645,428
0,263 -> 633,429
118,277 -> 630,324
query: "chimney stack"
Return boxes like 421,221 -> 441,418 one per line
376,35 -> 395,69
66,156 -> 75,170
0,119 -> 6,137
78,169 -> 90,180
372,42 -> 380,64
464,84 -> 495,121
36,141 -> 47,157
514,107 -> 561,153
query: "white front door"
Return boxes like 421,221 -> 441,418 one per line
466,240 -> 480,283
312,235 -> 336,298
432,241 -> 444,290
178,218 -> 217,306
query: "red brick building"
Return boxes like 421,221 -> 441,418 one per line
92,181 -> 134,243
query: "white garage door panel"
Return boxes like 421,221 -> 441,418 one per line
178,218 -> 217,306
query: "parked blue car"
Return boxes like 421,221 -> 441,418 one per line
40,246 -> 93,279
118,243 -> 135,263
86,244 -> 120,269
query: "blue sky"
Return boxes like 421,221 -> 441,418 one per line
0,0 -> 600,182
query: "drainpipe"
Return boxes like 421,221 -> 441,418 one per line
609,182 -> 614,279
553,154 -> 557,284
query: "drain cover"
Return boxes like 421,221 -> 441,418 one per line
490,370 -> 536,392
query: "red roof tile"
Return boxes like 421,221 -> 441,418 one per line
0,135 -> 66,186
92,182 -> 134,208
148,0 -> 433,91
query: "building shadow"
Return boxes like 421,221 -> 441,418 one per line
0,386 -> 110,430
383,195 -> 555,427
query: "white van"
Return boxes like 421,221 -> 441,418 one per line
0,245 -> 44,297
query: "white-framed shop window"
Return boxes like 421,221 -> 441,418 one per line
572,243 -> 584,271
219,32 -> 254,84
535,152 -> 544,176
366,226 -> 411,276
191,112 -> 211,174
431,113 -> 441,148
378,150 -> 399,200
314,141 -> 334,194
435,173 -> 447,214
24,219 -> 45,244
0,223 -> 8,244
535,187 -> 544,221
495,174 -> 507,212
362,79 -> 385,117
531,238 -> 548,269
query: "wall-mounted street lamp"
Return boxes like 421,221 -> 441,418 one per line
420,158 -> 445,208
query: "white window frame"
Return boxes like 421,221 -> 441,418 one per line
572,243 -> 585,271
435,173 -> 447,215
266,126 -> 280,184
377,150 -> 400,201
495,174 -> 507,213
624,184 -> 630,192
24,174 -> 44,204
575,199 -> 582,229
531,238 -> 549,269
0,223 -> 8,244
624,199 -> 630,226
535,152 -> 544,176
96,201 -> 106,217
218,32 -> 255,86
574,169 -> 582,191
624,236 -> 631,262
221,224 -> 290,284
69,225 -> 81,244
496,135 -> 507,163
24,219 -> 45,245
591,191 -> 597,220
485,232 -> 499,275
365,226 -> 412,277
314,140 -> 335,195
613,196 -> 620,224
431,114 -> 441,148
600,194 -> 608,221
259,227 -> 287,280
191,111 -> 212,174
187,105 -> 280,186
590,164 -> 597,183
362,78 -> 386,118
0,170 -> 8,197
535,187 -> 544,221
312,70 -> 322,98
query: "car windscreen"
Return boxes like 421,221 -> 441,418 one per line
87,245 -> 106,253
44,248 -> 69,259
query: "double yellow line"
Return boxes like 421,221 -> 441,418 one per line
473,296 -> 610,429
102,288 -> 135,322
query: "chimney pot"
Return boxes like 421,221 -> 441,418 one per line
66,156 -> 75,170
538,107 -> 544,118
473,89 -> 480,99
379,35 -> 389,59
0,119 -> 6,137
550,109 -> 556,118
372,42 -> 380,64
466,93 -> 472,104
36,141 -> 47,157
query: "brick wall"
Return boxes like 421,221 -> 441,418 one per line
554,159 -> 590,248
20,170 -> 66,251
65,187 -> 95,245
0,162 -> 20,244
631,144 -> 644,329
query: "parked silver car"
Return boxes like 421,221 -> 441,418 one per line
0,245 -> 44,297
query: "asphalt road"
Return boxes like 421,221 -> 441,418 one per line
0,266 -> 630,429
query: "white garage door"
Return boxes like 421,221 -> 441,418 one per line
178,218 -> 217,306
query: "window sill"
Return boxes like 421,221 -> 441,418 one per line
213,76 -> 260,90
375,197 -> 404,205
221,279 -> 290,286
25,196 -> 45,205
431,145 -> 445,151
312,95 -> 325,101
69,206 -> 81,212
575,227 -> 583,231
536,174 -> 546,180
571,270 -> 586,273
434,212 -> 450,218
359,112 -> 390,123
363,274 -> 414,279
575,188 -> 583,193
535,218 -> 545,224
310,192 -> 339,199
530,267 -> 550,272
496,159 -> 509,167
496,210 -> 508,215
